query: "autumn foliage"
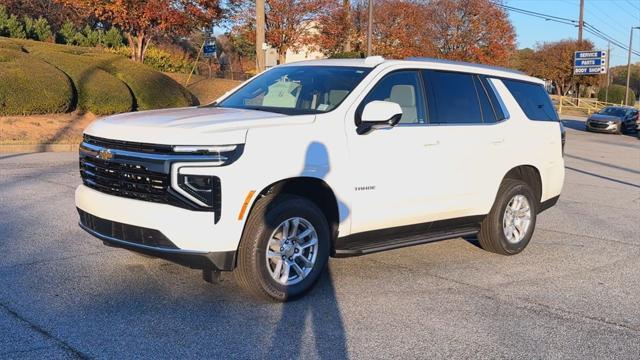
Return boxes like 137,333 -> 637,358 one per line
514,39 -> 596,95
59,0 -> 223,62
314,0 -> 516,65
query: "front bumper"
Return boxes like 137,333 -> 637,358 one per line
78,207 -> 236,271
586,121 -> 619,133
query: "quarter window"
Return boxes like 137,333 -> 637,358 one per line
360,71 -> 427,124
503,79 -> 559,121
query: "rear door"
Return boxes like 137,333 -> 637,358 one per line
419,70 -> 510,216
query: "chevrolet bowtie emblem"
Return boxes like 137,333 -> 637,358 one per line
97,149 -> 113,161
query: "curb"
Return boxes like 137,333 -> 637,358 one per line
0,144 -> 79,153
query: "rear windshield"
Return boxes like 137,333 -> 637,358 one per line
215,66 -> 371,115
503,79 -> 559,122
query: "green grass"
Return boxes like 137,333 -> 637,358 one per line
0,37 -> 196,116
0,48 -> 73,115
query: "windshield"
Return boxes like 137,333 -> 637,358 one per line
215,66 -> 372,115
599,107 -> 627,117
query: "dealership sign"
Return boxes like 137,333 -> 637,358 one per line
574,50 -> 607,75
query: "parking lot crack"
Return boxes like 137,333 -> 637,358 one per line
0,302 -> 89,359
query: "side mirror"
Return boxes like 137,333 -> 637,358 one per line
357,100 -> 403,135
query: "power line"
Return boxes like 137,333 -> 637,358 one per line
586,1 -> 633,38
625,0 -> 640,12
610,1 -> 640,23
495,2 -> 640,57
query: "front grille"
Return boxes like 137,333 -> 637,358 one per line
80,154 -> 171,204
589,121 -> 609,129
78,209 -> 177,249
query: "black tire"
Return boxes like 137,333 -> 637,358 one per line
234,194 -> 330,301
478,179 -> 538,255
617,122 -> 624,135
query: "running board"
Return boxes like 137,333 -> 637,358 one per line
333,222 -> 481,258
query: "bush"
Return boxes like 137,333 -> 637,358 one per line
26,48 -> 134,115
598,84 -> 636,105
56,20 -> 76,45
0,48 -> 73,115
102,57 -> 197,110
24,16 -> 53,41
103,27 -> 123,48
6,15 -> 25,38
142,46 -> 192,73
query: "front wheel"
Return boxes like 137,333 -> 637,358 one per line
234,194 -> 330,301
478,179 -> 538,255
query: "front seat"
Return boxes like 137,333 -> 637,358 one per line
386,85 -> 417,124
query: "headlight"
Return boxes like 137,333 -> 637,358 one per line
172,144 -> 243,166
177,174 -> 220,208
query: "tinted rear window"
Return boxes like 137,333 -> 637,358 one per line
503,79 -> 559,121
424,71 -> 482,124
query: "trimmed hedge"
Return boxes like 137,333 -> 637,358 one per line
0,48 -> 73,115
27,48 -> 134,115
101,57 -> 197,110
0,37 -> 195,115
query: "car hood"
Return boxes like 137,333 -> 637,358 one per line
84,106 -> 315,145
588,114 -> 622,122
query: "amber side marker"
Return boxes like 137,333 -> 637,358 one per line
238,190 -> 256,220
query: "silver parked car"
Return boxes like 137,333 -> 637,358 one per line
586,106 -> 639,135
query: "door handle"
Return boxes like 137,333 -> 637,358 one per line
491,138 -> 504,144
423,140 -> 440,147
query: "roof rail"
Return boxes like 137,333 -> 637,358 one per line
405,57 -> 525,75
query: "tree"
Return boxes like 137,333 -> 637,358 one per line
2,0 -> 86,31
610,63 -> 640,98
424,0 -> 515,65
315,0 -> 515,63
61,0 -> 223,62
521,39 -> 596,96
229,0 -> 332,64
597,84 -> 635,105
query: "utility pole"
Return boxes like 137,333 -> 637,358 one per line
605,41 -> 611,103
578,0 -> 584,42
256,0 -> 266,72
624,27 -> 640,106
367,0 -> 373,56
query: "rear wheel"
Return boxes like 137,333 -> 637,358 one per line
478,179 -> 538,255
234,194 -> 330,301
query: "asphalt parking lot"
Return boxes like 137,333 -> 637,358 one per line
1,117 -> 639,359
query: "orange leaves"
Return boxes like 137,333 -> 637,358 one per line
315,0 -> 516,66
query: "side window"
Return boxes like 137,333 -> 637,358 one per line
361,71 -> 427,124
423,70 -> 483,124
502,79 -> 559,121
473,76 -> 498,123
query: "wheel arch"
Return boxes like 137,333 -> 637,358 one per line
501,165 -> 543,203
240,176 -> 340,250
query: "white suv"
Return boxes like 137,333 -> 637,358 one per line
76,57 -> 565,301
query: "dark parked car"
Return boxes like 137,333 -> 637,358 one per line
586,106 -> 639,134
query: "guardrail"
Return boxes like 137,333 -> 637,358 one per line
550,95 -> 636,115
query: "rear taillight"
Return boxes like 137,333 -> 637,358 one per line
559,122 -> 566,156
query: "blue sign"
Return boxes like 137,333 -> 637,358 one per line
574,66 -> 606,75
575,50 -> 606,59
574,50 -> 607,75
575,58 -> 603,67
203,42 -> 217,58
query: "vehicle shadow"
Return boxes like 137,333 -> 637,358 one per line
561,119 -> 587,132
